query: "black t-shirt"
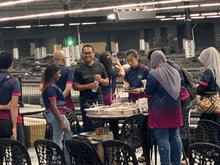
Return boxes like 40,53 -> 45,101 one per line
73,61 -> 108,101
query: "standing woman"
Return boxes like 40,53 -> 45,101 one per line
123,49 -> 151,162
42,63 -> 72,165
144,50 -> 182,165
196,47 -> 220,123
99,51 -> 125,139
100,51 -> 125,105
123,49 -> 151,102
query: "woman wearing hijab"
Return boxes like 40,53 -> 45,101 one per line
196,47 -> 220,122
144,50 -> 182,165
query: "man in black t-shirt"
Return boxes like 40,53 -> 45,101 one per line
73,45 -> 109,131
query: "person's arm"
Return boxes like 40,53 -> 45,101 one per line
114,59 -> 125,78
95,75 -> 109,86
49,99 -> 68,133
10,96 -> 19,140
144,74 -> 158,98
0,101 -> 11,110
196,69 -> 213,95
73,82 -> 98,91
63,84 -> 72,98
39,82 -> 43,93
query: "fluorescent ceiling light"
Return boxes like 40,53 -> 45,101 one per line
49,24 -> 64,27
201,12 -> 218,16
191,16 -> 205,19
177,5 -> 199,8
81,22 -> 97,25
176,17 -> 185,20
0,0 -> 38,7
161,18 -> 175,21
171,15 -> 182,17
159,6 -> 177,10
190,14 -> 200,17
107,13 -> 116,20
32,25 -> 47,27
206,15 -> 220,18
0,26 -> 14,28
200,3 -> 220,7
15,25 -> 31,28
69,23 -> 81,26
16,25 -> 31,28
156,16 -> 166,18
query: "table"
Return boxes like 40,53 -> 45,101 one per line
87,113 -> 151,165
19,107 -> 45,147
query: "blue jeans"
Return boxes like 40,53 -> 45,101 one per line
153,128 -> 182,165
45,112 -> 72,165
80,99 -> 103,132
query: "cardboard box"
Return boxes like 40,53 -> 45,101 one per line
24,117 -> 46,147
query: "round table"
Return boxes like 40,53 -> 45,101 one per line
19,107 -> 45,147
87,112 -> 151,165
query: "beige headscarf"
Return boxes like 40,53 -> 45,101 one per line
198,47 -> 220,87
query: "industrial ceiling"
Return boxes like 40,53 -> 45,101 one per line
0,0 -> 220,26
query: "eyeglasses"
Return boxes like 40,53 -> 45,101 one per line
83,52 -> 93,55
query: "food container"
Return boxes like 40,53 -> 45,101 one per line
85,107 -> 106,115
106,107 -> 136,116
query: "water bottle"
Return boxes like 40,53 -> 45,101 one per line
92,80 -> 99,92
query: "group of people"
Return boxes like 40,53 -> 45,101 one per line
0,44 -> 220,165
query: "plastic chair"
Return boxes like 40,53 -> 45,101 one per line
34,139 -> 67,165
102,140 -> 138,165
65,108 -> 81,134
65,139 -> 104,165
0,138 -> 31,165
119,113 -> 145,150
195,119 -> 220,146
187,142 -> 220,164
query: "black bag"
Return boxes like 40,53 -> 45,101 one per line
181,68 -> 197,100
167,60 -> 197,100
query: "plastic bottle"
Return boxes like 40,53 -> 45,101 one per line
92,80 -> 99,92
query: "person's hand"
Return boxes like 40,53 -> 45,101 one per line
124,85 -> 129,90
89,82 -> 99,89
7,101 -> 11,109
11,128 -> 17,140
95,75 -> 102,82
133,88 -> 142,94
61,122 -> 68,133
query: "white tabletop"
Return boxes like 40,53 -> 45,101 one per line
19,107 -> 45,115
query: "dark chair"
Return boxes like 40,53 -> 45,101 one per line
120,113 -> 145,150
195,119 -> 220,146
65,108 -> 81,134
187,142 -> 220,164
102,140 -> 138,165
34,139 -> 67,165
65,139 -> 104,165
0,138 -> 31,165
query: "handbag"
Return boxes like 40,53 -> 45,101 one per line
196,92 -> 220,114
195,68 -> 220,114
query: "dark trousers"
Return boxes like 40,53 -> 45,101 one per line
181,97 -> 191,157
80,99 -> 103,132
0,119 -> 25,144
